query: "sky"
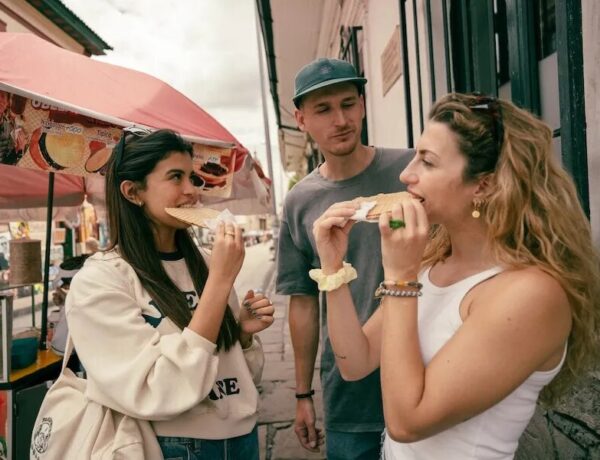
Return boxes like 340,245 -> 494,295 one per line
62,0 -> 287,212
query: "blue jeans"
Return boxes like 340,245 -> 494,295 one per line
157,426 -> 259,460
326,430 -> 383,460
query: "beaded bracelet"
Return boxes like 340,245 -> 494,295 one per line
375,287 -> 422,298
374,283 -> 422,299
382,279 -> 423,290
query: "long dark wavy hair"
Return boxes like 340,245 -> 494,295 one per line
104,129 -> 240,351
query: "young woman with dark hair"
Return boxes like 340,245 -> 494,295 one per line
66,129 -> 274,459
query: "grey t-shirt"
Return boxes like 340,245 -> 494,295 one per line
276,147 -> 412,432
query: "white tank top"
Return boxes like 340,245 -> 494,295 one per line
383,266 -> 566,460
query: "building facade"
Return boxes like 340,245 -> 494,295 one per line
258,1 -> 599,457
258,0 -> 599,248
0,0 -> 110,56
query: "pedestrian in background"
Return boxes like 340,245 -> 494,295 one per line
276,58 -> 412,459
49,254 -> 90,356
84,237 -> 100,254
313,93 -> 600,459
65,129 -> 275,459
0,252 -> 8,270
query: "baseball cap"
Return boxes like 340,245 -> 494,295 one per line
293,58 -> 367,108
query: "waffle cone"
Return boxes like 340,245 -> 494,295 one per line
165,207 -> 221,228
355,191 -> 411,220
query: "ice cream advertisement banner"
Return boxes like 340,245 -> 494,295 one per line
0,90 -> 235,197
192,144 -> 236,198
0,90 -> 121,175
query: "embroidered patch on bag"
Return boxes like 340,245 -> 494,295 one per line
31,417 -> 53,456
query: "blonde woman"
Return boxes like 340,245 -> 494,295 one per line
312,93 -> 600,459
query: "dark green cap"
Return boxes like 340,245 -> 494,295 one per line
293,58 -> 367,108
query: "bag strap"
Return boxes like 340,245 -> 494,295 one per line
61,334 -> 76,372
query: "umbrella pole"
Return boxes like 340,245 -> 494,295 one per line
39,172 -> 54,350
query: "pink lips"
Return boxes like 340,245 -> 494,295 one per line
407,189 -> 425,202
332,130 -> 353,139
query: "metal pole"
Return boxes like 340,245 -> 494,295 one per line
412,0 -> 424,132
442,0 -> 453,93
556,0 -> 589,217
40,171 -> 54,350
399,0 -> 414,148
255,5 -> 278,222
425,0 -> 436,103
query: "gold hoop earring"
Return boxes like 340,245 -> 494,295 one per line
472,200 -> 482,219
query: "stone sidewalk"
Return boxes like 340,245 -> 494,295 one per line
255,270 -> 326,460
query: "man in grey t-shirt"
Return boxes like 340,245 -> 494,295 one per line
276,58 -> 412,459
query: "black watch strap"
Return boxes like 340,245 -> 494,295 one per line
295,389 -> 315,399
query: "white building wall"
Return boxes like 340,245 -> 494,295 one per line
363,0 -> 406,149
414,0 -> 433,115
317,0 -> 365,58
583,1 -> 600,247
428,1 -> 451,100
363,0 -> 435,150
404,0 -> 423,142
316,0 -> 339,56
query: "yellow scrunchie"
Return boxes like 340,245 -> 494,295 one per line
308,262 -> 357,292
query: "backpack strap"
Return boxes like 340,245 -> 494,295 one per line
61,334 -> 75,372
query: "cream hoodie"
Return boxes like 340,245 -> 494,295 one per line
65,249 -> 264,440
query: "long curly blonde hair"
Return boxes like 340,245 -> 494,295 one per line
422,93 -> 600,405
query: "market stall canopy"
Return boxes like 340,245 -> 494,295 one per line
0,163 -> 86,223
0,32 -> 271,212
0,164 -> 83,209
0,32 -> 247,154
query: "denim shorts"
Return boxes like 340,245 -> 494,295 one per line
157,426 -> 259,460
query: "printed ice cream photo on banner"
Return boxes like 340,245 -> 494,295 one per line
192,143 -> 237,198
0,91 -> 27,165
0,90 -> 121,176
